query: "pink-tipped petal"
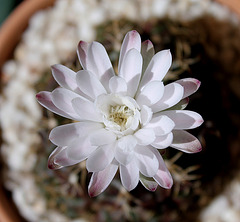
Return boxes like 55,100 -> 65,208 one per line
171,130 -> 202,153
119,48 -> 143,97
88,161 -> 118,197
76,70 -> 106,100
151,83 -> 184,113
87,42 -> 115,91
86,144 -> 115,172
120,159 -> 139,191
160,110 -> 204,129
140,174 -> 158,191
109,76 -> 127,94
140,49 -> 172,89
118,30 -> 141,72
145,115 -> 175,136
136,81 -> 164,107
175,78 -> 201,99
135,145 -> 159,177
151,148 -> 173,189
51,64 -> 78,91
151,132 -> 173,149
36,91 -> 73,119
49,122 -> 103,146
48,146 -> 79,170
77,40 -> 89,69
141,40 -> 155,73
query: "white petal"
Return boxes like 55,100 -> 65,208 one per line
90,128 -> 116,146
49,122 -> 103,146
151,148 -> 173,189
77,40 -> 89,69
135,145 -> 159,177
86,144 -> 115,172
145,115 -> 175,136
109,76 -> 127,94
48,146 -> 79,170
127,113 -> 140,131
160,110 -> 204,129
140,174 -> 158,191
141,40 -> 155,74
118,30 -> 141,72
36,91 -> 73,119
140,49 -> 172,89
88,161 -> 118,197
171,130 -> 202,153
134,128 -> 156,145
151,132 -> 173,149
76,70 -> 106,100
140,105 -> 153,126
167,97 -> 189,110
87,42 -> 115,91
120,159 -> 139,191
51,88 -> 80,119
151,83 -> 184,113
67,137 -> 97,161
72,97 -> 102,122
136,81 -> 164,107
119,48 -> 143,97
51,64 -> 78,91
115,135 -> 137,166
175,78 -> 201,99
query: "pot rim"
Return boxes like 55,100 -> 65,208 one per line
0,1 -> 55,222
216,0 -> 240,16
0,0 -> 55,70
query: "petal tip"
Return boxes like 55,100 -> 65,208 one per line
143,39 -> 152,45
48,159 -> 61,170
48,161 -> 55,170
192,78 -> 201,90
149,186 -> 157,192
88,191 -> 95,198
127,30 -> 141,44
36,93 -> 40,99
36,92 -> 44,100
199,119 -> 204,124
88,187 -> 99,198
197,145 -> 202,153
130,30 -> 138,35
78,40 -> 87,47
50,64 -> 58,70
165,180 -> 173,189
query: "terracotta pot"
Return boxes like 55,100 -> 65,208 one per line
216,0 -> 240,16
0,0 -> 239,222
0,1 -> 55,222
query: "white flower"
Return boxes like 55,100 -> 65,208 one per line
36,30 -> 203,197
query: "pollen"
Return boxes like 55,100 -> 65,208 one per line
109,105 -> 134,131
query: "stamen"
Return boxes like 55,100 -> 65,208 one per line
109,105 -> 134,131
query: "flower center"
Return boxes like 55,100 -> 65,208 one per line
109,105 -> 134,131
96,93 -> 140,136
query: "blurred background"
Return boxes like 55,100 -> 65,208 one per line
0,0 -> 22,25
